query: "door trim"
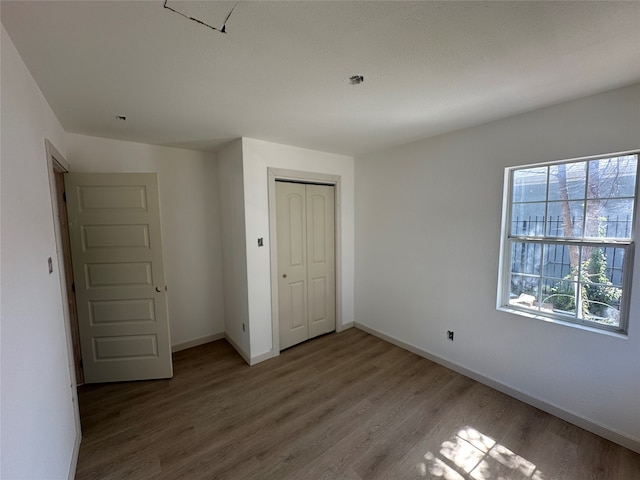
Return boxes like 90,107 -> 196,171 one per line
45,139 -> 81,480
267,168 -> 343,356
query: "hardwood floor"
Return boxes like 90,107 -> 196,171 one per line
75,328 -> 640,479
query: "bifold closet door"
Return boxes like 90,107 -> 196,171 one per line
276,181 -> 335,350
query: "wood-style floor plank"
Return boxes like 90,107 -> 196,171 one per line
75,328 -> 640,479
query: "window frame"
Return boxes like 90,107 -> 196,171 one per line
498,151 -> 640,335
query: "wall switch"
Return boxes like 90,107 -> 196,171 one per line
258,237 -> 264,247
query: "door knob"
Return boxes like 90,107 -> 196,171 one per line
155,286 -> 162,292
283,274 -> 287,278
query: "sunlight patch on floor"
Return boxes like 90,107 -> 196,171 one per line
418,427 -> 546,479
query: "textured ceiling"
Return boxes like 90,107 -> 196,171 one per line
2,1 -> 640,156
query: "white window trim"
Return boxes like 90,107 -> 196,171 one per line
497,150 -> 640,335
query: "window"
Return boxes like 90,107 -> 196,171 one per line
499,152 -> 639,333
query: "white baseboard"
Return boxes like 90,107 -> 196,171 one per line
171,333 -> 225,353
354,322 -> 640,454
226,335 -> 274,366
338,321 -> 354,332
250,349 -> 276,365
224,333 -> 251,365
67,430 -> 81,480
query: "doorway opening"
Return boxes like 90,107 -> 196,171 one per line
46,140 -> 84,385
45,140 -> 83,460
267,168 -> 343,356
275,181 -> 335,349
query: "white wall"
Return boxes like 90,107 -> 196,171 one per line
66,134 -> 225,348
0,26 -> 79,479
241,138 -> 355,361
217,139 -> 251,359
355,83 -> 640,451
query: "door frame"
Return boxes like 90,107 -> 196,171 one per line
45,139 -> 82,478
267,168 -> 343,355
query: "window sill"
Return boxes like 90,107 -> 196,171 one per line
497,306 -> 629,339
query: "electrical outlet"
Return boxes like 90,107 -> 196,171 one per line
447,330 -> 454,341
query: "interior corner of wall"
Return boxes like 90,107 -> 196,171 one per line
224,332 -> 251,365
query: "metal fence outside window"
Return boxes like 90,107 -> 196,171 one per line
511,215 -> 630,285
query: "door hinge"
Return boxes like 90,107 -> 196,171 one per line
71,282 -> 75,293
62,191 -> 67,202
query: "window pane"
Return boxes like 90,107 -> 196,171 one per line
513,167 -> 547,203
542,243 -> 574,280
582,285 -> 622,328
585,198 -> 634,239
579,246 -> 623,326
545,201 -> 584,237
541,278 -> 577,317
511,203 -> 545,236
548,162 -> 586,201
587,155 -> 638,199
509,274 -> 540,309
602,246 -> 625,287
510,242 -> 541,275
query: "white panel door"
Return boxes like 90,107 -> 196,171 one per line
276,181 -> 335,350
277,182 -> 309,350
64,173 -> 172,383
306,184 -> 335,338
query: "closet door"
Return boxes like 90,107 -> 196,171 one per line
306,184 -> 335,339
276,182 -> 335,350
277,182 -> 309,350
